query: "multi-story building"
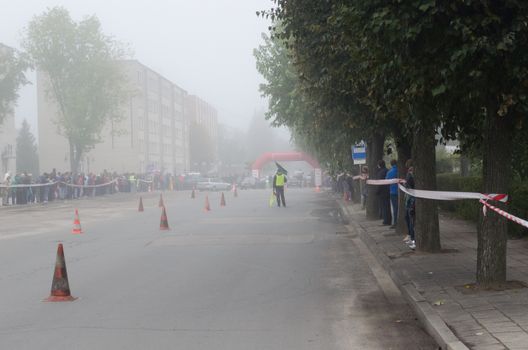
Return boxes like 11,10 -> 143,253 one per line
0,110 -> 16,177
38,59 -> 190,175
0,43 -> 18,176
185,94 -> 219,170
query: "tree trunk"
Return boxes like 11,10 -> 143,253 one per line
476,108 -> 514,288
394,132 -> 412,236
412,126 -> 441,253
69,139 -> 77,174
366,132 -> 385,220
75,149 -> 83,174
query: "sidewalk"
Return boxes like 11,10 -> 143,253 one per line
339,200 -> 528,350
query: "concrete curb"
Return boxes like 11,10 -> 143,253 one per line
337,199 -> 469,350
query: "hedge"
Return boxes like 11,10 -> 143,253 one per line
436,174 -> 528,237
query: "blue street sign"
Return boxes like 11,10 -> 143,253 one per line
352,142 -> 366,165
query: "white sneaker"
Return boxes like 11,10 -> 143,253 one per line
403,235 -> 411,242
408,241 -> 416,250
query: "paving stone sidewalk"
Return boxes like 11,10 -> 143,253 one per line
343,202 -> 528,350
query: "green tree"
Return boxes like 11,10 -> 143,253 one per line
189,121 -> 215,172
16,119 -> 39,176
265,0 -> 528,286
218,124 -> 247,168
383,1 -> 528,287
0,45 -> 28,123
245,111 -> 281,161
448,2 -> 526,286
23,7 -> 129,174
254,31 -> 363,175
260,2 -> 432,243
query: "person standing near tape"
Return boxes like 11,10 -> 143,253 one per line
360,166 -> 368,209
403,159 -> 416,250
273,169 -> 288,207
386,159 -> 398,228
376,160 -> 391,225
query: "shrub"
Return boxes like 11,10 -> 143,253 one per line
436,174 -> 481,221
508,181 -> 528,238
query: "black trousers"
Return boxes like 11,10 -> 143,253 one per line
379,195 -> 391,225
275,186 -> 286,207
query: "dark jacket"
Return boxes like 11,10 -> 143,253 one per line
376,167 -> 389,197
405,171 -> 415,210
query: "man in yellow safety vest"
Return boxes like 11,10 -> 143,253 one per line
273,169 -> 288,207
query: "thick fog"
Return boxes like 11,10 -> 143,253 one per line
2,0 -> 281,134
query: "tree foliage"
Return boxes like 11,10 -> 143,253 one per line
254,31 -> 360,175
0,45 -> 28,124
217,124 -> 247,167
189,121 -> 215,169
16,119 -> 39,176
258,0 -> 528,286
23,7 -> 129,173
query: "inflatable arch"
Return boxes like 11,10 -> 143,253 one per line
251,152 -> 322,186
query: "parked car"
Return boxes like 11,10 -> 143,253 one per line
255,178 -> 268,189
239,177 -> 257,189
288,177 -> 302,188
181,173 -> 205,190
196,178 -> 231,191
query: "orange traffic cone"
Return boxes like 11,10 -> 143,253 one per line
72,209 -> 82,234
191,187 -> 196,199
44,243 -> 77,302
160,206 -> 170,230
204,195 -> 211,212
220,192 -> 226,207
138,196 -> 144,212
158,193 -> 164,207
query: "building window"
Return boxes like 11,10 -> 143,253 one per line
161,105 -> 171,117
149,120 -> 160,133
148,99 -> 158,114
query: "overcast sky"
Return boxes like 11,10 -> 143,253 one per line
1,0 -> 274,132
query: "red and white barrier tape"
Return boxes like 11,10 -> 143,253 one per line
480,199 -> 528,229
397,184 -> 508,202
366,178 -> 528,229
353,175 -> 368,180
0,181 -> 59,189
58,178 -> 118,188
1,178 -> 122,189
365,179 -> 508,202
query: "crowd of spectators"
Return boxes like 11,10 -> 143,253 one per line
1,169 -> 181,206
331,160 -> 415,250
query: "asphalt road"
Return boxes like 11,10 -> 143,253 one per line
0,188 -> 437,349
